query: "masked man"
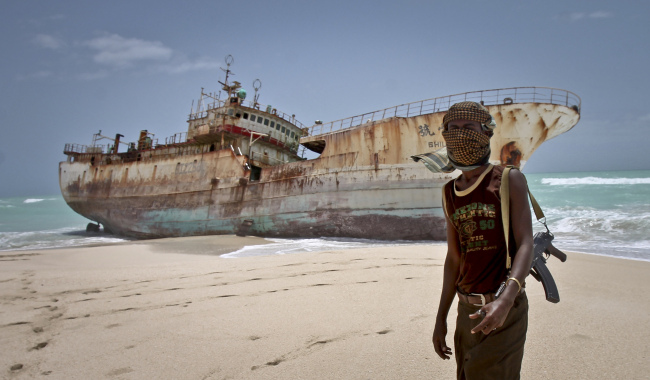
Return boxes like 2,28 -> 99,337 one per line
431,102 -> 534,380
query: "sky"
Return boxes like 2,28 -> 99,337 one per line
1,0 -> 649,197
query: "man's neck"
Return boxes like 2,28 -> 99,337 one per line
455,164 -> 491,191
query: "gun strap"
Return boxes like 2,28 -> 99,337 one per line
501,165 -> 545,269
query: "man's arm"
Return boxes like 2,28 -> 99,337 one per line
470,169 -> 534,334
432,217 -> 461,359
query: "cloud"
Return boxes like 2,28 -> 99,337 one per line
77,70 -> 109,81
638,113 -> 650,122
83,33 -> 173,67
564,11 -> 613,21
588,11 -> 613,19
16,70 -> 53,81
24,32 -> 221,80
156,58 -> 220,74
79,33 -> 220,77
33,34 -> 65,49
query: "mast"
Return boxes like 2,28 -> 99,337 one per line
252,79 -> 262,109
218,55 -> 241,99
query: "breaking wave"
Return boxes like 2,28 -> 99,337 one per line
0,227 -> 128,251
24,198 -> 45,204
541,177 -> 650,186
223,237 -> 438,258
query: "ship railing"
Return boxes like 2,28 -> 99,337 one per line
242,101 -> 306,129
297,145 -> 308,159
160,132 -> 188,146
249,151 -> 295,166
63,143 -> 108,154
306,86 -> 582,136
188,98 -> 226,120
259,107 -> 305,129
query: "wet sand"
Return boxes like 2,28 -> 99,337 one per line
1,235 -> 648,379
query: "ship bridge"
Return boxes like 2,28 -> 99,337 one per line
188,94 -> 308,167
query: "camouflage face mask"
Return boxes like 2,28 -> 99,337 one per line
442,128 -> 491,166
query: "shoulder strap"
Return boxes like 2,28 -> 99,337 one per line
501,167 -> 513,269
501,165 -> 546,269
442,182 -> 449,220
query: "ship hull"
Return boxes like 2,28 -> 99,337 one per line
59,102 -> 580,240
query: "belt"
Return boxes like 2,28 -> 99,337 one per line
457,292 -> 496,306
457,288 -> 526,306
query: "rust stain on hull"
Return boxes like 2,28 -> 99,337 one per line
500,142 -> 522,167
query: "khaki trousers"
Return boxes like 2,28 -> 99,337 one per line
454,292 -> 528,380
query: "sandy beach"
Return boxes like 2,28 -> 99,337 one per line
1,236 -> 648,379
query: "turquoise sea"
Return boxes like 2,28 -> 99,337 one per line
1,170 -> 649,261
525,170 -> 650,261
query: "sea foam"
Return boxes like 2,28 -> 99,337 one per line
23,198 -> 45,204
542,177 -> 650,186
223,237 -> 438,258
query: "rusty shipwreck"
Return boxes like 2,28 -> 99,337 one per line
59,58 -> 581,240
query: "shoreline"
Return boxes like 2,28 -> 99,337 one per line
1,237 -> 649,379
3,234 -> 650,263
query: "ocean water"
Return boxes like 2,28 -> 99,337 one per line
524,170 -> 650,261
1,170 -> 649,261
0,196 -> 128,251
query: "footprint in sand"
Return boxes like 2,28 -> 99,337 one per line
10,363 -> 23,371
6,321 -> 29,326
107,367 -> 134,377
30,342 -> 48,351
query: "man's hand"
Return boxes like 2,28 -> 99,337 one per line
469,298 -> 513,335
432,320 -> 453,359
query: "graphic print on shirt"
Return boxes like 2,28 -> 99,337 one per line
451,202 -> 498,253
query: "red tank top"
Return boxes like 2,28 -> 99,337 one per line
443,165 -> 515,294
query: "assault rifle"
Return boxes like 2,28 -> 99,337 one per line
499,166 -> 568,303
530,231 -> 567,303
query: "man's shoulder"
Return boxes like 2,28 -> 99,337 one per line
443,175 -> 456,189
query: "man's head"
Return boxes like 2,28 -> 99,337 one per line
441,101 -> 496,169
442,101 -> 496,136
